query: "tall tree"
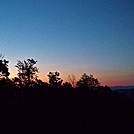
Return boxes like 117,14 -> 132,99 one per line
47,71 -> 63,88
76,73 -> 100,88
0,54 -> 10,78
15,59 -> 38,86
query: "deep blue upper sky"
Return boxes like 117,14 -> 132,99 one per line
0,0 -> 134,85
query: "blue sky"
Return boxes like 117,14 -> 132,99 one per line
0,0 -> 134,86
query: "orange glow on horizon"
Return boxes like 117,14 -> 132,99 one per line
8,70 -> 134,87
8,64 -> 134,86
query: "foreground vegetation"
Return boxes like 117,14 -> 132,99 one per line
0,56 -> 134,133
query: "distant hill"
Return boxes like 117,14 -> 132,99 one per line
110,86 -> 134,100
111,86 -> 134,90
112,89 -> 134,101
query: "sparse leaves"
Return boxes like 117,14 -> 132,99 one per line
68,74 -> 76,87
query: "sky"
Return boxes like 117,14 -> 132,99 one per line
0,0 -> 134,86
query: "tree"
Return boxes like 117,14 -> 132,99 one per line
15,59 -> 38,86
68,74 -> 76,88
47,71 -> 63,88
12,77 -> 22,88
62,82 -> 72,89
33,79 -> 49,89
76,73 -> 100,88
0,55 -> 10,78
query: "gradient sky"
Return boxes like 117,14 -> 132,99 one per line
0,0 -> 134,86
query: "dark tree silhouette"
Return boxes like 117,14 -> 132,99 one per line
34,78 -> 49,89
76,73 -> 100,88
15,59 -> 38,87
62,82 -> 72,88
0,55 -> 10,78
47,71 -> 63,88
12,77 -> 22,88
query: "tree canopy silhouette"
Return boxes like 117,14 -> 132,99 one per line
62,82 -> 72,89
47,71 -> 63,88
0,55 -> 10,78
15,59 -> 38,86
76,73 -> 100,88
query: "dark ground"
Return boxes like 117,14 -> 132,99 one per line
0,87 -> 134,134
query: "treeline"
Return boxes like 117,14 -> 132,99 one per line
0,57 -> 100,91
0,56 -> 134,134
